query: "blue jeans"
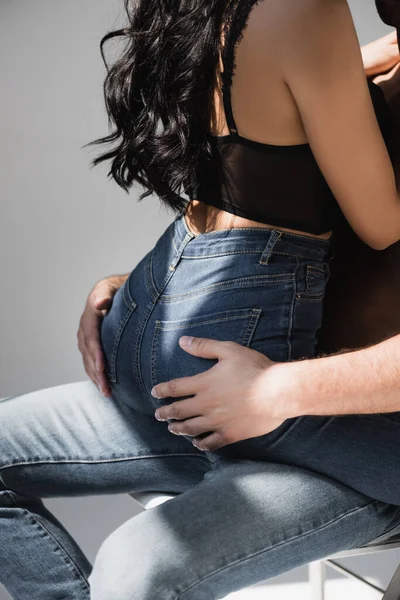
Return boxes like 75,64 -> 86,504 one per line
1,210 -> 400,600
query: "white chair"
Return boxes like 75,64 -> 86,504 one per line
130,491 -> 400,600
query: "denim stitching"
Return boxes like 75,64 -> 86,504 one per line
272,251 -> 327,260
150,309 -> 261,387
150,324 -> 161,389
0,489 -> 91,593
181,250 -> 264,258
259,230 -> 283,265
286,268 -> 297,362
308,265 -> 325,275
181,249 -> 327,260
294,262 -> 328,302
109,304 -> 138,383
134,301 -> 159,400
305,265 -> 326,295
174,499 -> 380,600
297,293 -> 326,302
29,512 -> 91,593
147,249 -> 159,301
159,274 -> 293,303
122,280 -> 137,311
240,308 -> 262,347
155,311 -> 260,331
136,232 -> 195,399
0,453 -> 210,470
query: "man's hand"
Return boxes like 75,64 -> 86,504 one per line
77,274 -> 128,397
362,29 -> 399,77
151,336 -> 293,452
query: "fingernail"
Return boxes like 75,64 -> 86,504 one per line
180,336 -> 193,347
151,387 -> 159,398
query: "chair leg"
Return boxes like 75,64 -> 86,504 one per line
309,560 -> 326,600
382,560 -> 400,600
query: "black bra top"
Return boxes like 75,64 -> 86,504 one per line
184,0 -> 393,235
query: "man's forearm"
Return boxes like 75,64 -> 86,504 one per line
361,31 -> 399,77
270,334 -> 400,417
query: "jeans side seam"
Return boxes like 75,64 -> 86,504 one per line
110,303 -> 137,383
138,232 -> 195,400
147,248 -> 159,301
150,324 -> 161,389
175,499 -> 381,600
287,270 -> 297,362
0,489 -> 90,594
0,453 -> 210,471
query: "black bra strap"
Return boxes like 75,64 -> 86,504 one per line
220,4 -> 239,135
220,0 -> 264,138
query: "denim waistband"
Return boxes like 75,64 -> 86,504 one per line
173,209 -> 333,262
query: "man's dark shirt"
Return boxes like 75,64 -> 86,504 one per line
375,0 -> 400,31
318,0 -> 400,354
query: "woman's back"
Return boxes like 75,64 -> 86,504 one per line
210,0 -> 310,145
186,0 -> 396,244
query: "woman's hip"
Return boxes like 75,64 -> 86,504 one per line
101,211 -> 332,414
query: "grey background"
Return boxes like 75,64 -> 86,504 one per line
0,0 -> 399,597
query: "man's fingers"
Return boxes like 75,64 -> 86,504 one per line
87,337 -> 105,372
167,416 -> 210,437
79,327 -> 111,396
86,338 -> 112,393
77,276 -> 124,398
155,397 -> 200,421
151,374 -> 203,400
179,336 -> 235,359
84,353 -> 111,397
192,432 -> 225,452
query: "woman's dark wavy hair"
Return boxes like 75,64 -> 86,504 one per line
85,0 -> 233,214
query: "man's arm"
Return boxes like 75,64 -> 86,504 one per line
361,30 -> 399,77
151,333 -> 400,450
268,333 -> 400,417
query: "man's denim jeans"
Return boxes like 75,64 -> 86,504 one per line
1,210 -> 400,599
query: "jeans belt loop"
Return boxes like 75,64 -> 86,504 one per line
259,230 -> 283,265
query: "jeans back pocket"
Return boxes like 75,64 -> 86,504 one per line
150,306 -> 262,391
296,264 -> 329,301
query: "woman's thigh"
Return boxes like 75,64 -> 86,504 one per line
89,457 -> 400,600
0,380 -> 212,497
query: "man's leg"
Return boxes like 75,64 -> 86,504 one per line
0,380 -> 211,600
248,412 -> 400,506
89,456 -> 400,600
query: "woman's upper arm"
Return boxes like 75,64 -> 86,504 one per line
280,0 -> 400,249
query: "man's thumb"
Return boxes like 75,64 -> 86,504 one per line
179,336 -> 230,359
